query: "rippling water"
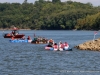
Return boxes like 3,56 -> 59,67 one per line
0,30 -> 100,75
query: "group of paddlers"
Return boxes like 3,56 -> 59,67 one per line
47,39 -> 69,51
31,36 -> 48,43
10,27 -> 69,48
11,31 -> 48,44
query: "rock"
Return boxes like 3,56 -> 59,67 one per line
75,38 -> 100,51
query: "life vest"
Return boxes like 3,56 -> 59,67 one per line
53,45 -> 58,51
49,40 -> 53,43
63,43 -> 69,50
60,44 -> 64,48
53,45 -> 58,49
64,43 -> 68,46
7,33 -> 11,36
11,37 -> 14,40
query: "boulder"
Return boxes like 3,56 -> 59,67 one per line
75,38 -> 100,51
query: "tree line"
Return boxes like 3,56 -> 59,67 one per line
0,0 -> 100,30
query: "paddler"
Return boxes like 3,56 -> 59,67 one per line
11,37 -> 14,40
27,36 -> 31,40
59,41 -> 64,51
63,42 -> 69,50
53,43 -> 58,51
48,39 -> 54,47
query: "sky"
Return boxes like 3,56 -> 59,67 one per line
0,0 -> 100,6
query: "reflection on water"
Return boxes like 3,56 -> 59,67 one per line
0,30 -> 100,75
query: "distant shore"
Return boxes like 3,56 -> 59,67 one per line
0,28 -> 31,30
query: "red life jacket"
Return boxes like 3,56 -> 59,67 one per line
53,45 -> 58,48
61,44 -> 64,48
11,37 -> 14,40
64,43 -> 68,46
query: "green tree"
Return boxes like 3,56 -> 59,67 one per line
52,0 -> 61,3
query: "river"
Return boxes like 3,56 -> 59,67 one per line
0,30 -> 100,75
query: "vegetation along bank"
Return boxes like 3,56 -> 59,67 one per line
0,0 -> 100,30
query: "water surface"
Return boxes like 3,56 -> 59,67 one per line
0,30 -> 100,75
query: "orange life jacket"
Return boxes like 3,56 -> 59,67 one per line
49,40 -> 53,43
11,37 -> 14,40
7,33 -> 11,36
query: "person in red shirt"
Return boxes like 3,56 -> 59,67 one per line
59,41 -> 64,51
63,42 -> 69,50
11,37 -> 14,40
27,36 -> 31,40
53,43 -> 58,51
48,39 -> 54,47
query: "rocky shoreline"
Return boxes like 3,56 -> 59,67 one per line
75,38 -> 100,51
